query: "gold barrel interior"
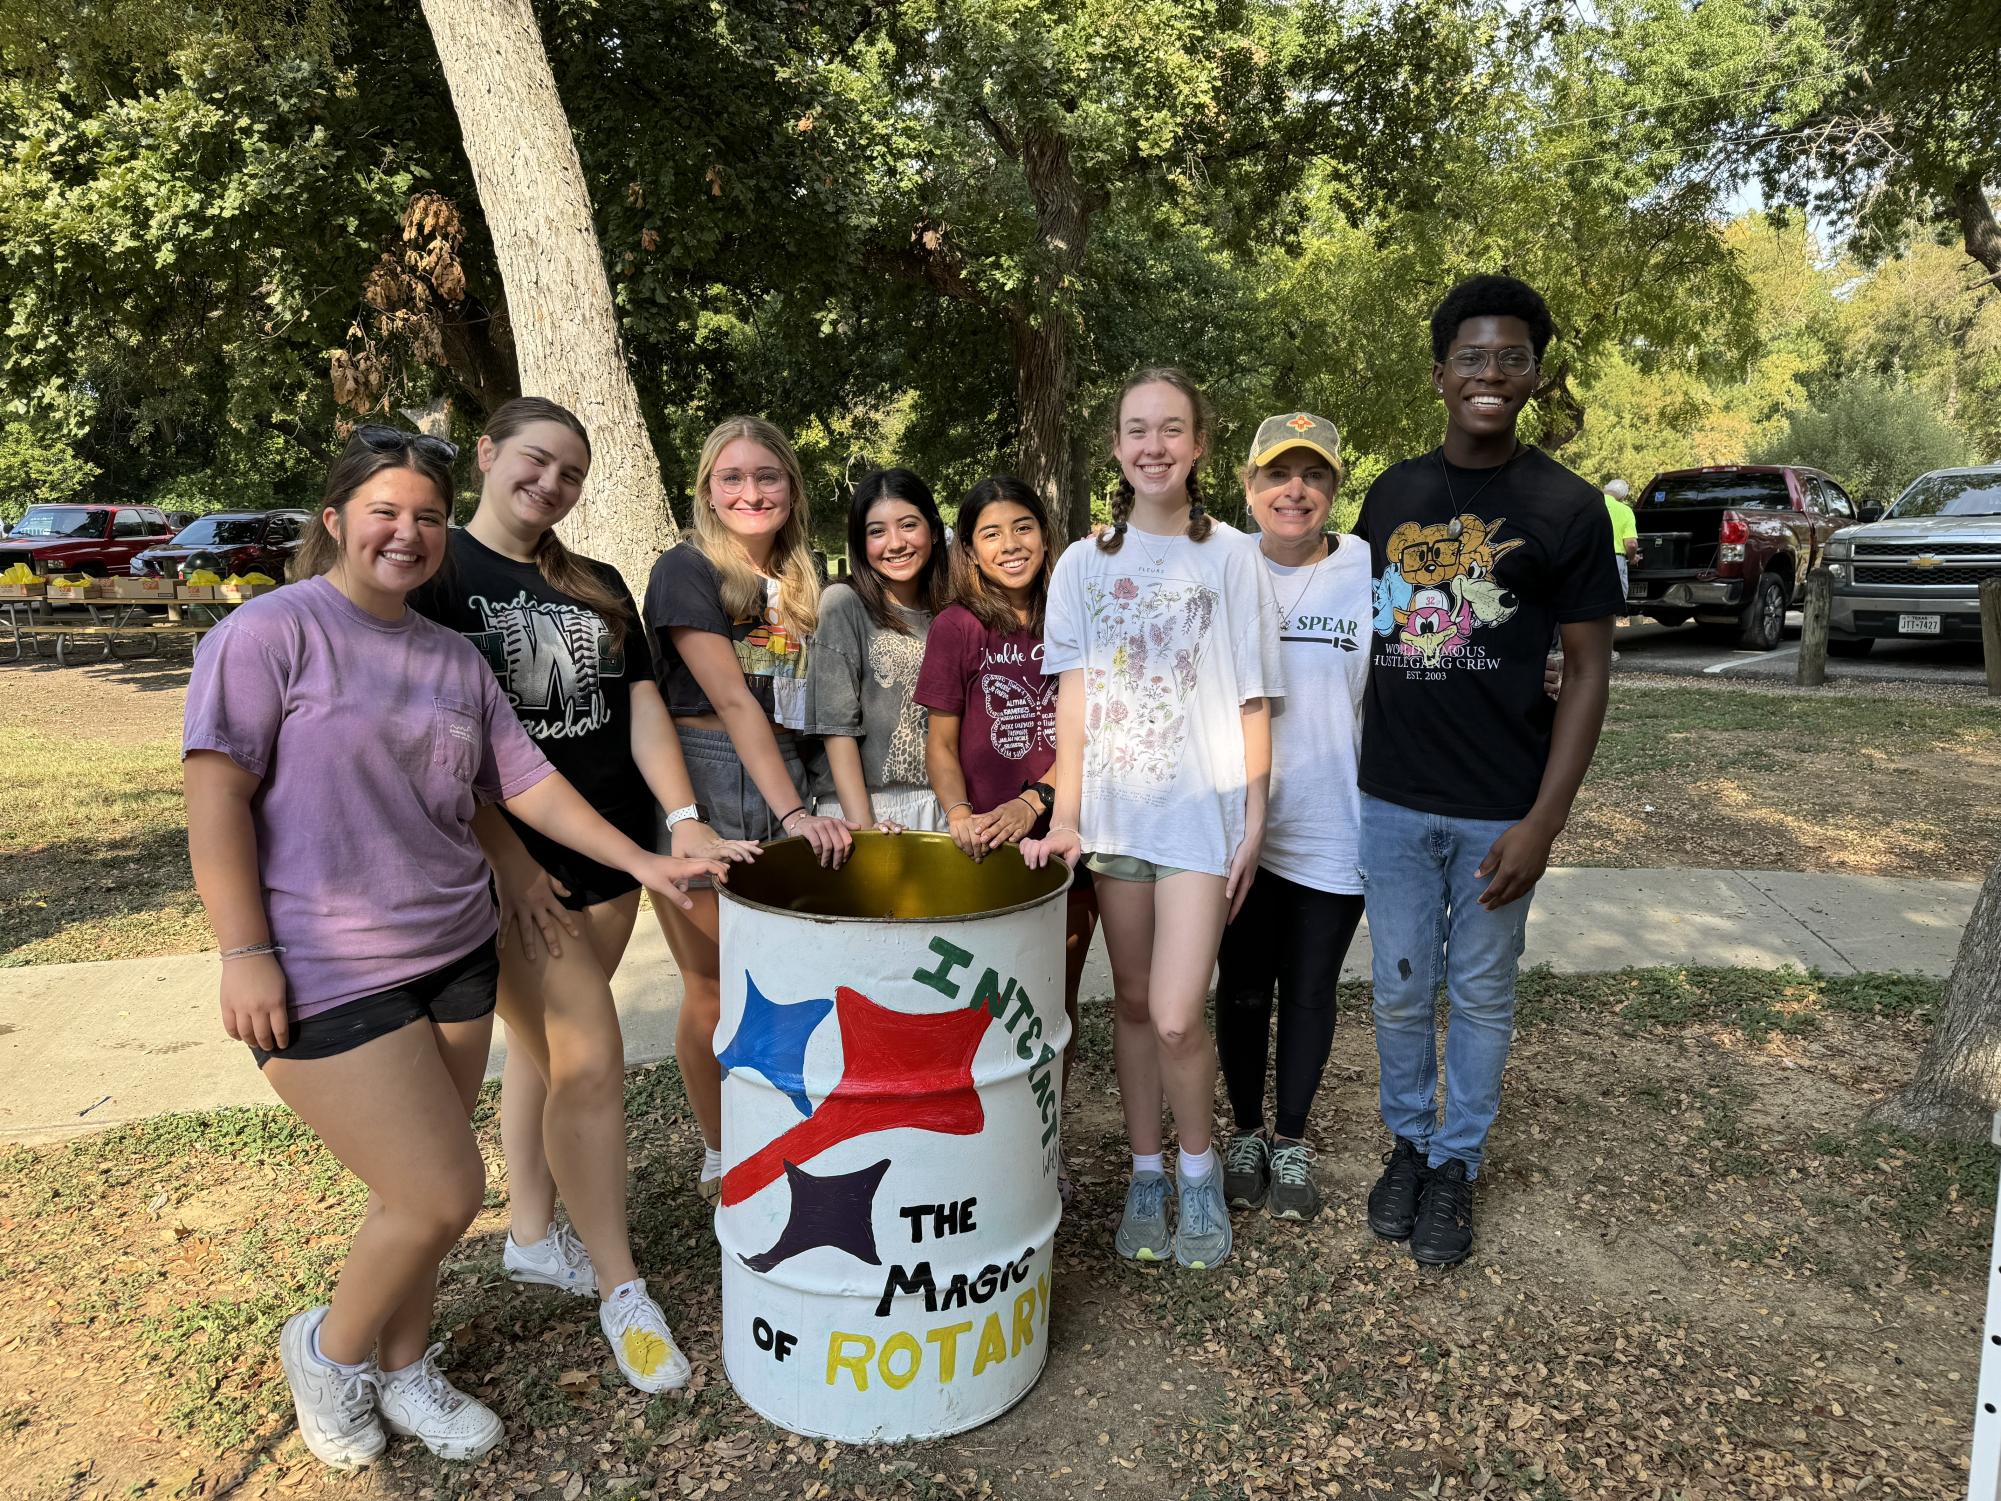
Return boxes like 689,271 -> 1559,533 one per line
720,831 -> 1068,921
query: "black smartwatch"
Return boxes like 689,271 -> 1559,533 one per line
1020,780 -> 1055,814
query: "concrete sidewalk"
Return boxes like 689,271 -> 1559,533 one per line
0,867 -> 1974,1146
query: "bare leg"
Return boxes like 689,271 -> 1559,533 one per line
497,891 -> 644,1294
262,1015 -> 493,1370
1060,881 -> 1098,1101
1093,875 -> 1162,1156
499,1037 -> 554,1244
1146,872 -> 1230,1159
654,888 -> 723,1150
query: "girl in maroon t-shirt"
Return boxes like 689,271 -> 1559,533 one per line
914,476 -> 1098,1201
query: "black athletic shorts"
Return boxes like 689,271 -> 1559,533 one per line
249,935 -> 500,1067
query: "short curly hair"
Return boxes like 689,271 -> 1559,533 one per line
1429,274 -> 1555,361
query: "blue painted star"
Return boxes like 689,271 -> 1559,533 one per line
716,972 -> 832,1117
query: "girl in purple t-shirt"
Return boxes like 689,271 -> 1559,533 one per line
183,431 -> 727,1473
914,476 -> 1099,1202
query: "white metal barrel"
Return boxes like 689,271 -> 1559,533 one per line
715,832 -> 1071,1442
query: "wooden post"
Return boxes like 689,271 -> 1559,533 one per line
1982,577 -> 2001,697
1797,567 -> 1831,687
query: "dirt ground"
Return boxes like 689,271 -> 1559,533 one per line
1,973 -> 1989,1501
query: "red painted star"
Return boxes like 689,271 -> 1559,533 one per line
721,986 -> 993,1206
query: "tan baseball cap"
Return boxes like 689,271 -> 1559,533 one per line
1248,411 -> 1341,470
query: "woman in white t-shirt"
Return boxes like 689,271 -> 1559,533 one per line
1213,413 -> 1370,1227
1024,367 -> 1283,1273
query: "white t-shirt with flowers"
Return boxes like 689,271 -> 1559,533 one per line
1044,520 -> 1284,877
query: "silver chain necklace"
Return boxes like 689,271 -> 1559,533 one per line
1437,441 -> 1523,512
1124,523 -> 1179,573
1269,535 -> 1333,630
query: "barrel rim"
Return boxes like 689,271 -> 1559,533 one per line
715,830 -> 1074,925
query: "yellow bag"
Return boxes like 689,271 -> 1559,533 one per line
222,572 -> 277,586
0,562 -> 37,584
183,568 -> 224,587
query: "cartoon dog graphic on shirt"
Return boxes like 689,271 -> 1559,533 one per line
1374,514 -> 1524,664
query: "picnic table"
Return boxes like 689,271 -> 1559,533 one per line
0,597 -> 231,666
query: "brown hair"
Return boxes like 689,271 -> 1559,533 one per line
480,397 -> 632,646
952,476 -> 1052,637
844,467 -> 950,634
688,417 -> 821,641
1098,365 -> 1216,553
290,432 -> 456,582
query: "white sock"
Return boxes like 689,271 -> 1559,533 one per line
379,1353 -> 423,1382
700,1145 -> 723,1180
510,1220 -> 555,1249
311,1322 -> 371,1376
1178,1147 -> 1216,1183
1131,1152 -> 1164,1177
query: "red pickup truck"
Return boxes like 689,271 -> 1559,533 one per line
0,504 -> 177,578
1625,465 -> 1876,650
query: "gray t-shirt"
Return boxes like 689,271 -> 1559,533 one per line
801,583 -> 932,794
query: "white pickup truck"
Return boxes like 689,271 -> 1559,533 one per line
1824,465 -> 2001,656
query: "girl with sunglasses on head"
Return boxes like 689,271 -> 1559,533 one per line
1022,369 -> 1284,1272
642,417 -> 851,1205
800,468 -> 951,832
410,397 -> 756,1395
915,475 -> 1099,1203
183,427 -> 727,1472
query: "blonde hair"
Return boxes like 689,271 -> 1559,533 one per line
689,417 -> 821,640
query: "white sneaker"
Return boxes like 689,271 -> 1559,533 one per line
279,1307 -> 384,1471
503,1221 -> 597,1297
376,1343 -> 503,1461
598,1280 -> 691,1393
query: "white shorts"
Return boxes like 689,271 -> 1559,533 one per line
813,786 -> 949,831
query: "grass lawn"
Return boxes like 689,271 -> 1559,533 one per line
0,967 -> 1989,1500
1,664 -> 1993,967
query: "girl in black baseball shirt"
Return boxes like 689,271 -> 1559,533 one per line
413,398 -> 755,1393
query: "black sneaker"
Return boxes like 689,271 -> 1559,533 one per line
1223,1132 -> 1270,1210
1410,1157 -> 1475,1268
1365,1136 -> 1427,1241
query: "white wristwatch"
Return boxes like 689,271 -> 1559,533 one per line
663,803 -> 704,832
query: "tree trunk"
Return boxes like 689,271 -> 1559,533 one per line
1950,175 -> 2001,278
1873,851 -> 2001,1141
1014,127 -> 1098,541
1533,360 -> 1586,451
416,0 -> 675,594
1066,422 -> 1095,544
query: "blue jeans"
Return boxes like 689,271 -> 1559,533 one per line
1357,792 -> 1534,1179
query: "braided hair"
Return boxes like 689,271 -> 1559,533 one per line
1098,365 -> 1217,552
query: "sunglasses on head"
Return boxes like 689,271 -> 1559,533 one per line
354,425 -> 460,464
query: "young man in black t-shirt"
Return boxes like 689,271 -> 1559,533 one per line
1352,274 -> 1619,1267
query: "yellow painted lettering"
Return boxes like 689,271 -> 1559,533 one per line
877,1331 -> 922,1390
972,1312 -> 1008,1376
1011,1288 -> 1037,1355
925,1320 -> 974,1384
826,1331 -> 874,1390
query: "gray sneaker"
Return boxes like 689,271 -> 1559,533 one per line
1223,1132 -> 1270,1209
1174,1164 -> 1234,1269
1267,1141 -> 1323,1222
1114,1171 -> 1172,1262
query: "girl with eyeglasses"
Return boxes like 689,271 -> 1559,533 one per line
183,428 -> 727,1471
800,468 -> 952,832
641,417 -> 850,1204
1022,369 -> 1284,1272
410,398 -> 757,1395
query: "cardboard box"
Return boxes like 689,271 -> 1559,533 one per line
0,582 -> 45,600
104,576 -> 178,602
215,582 -> 281,604
176,584 -> 218,602
46,577 -> 104,604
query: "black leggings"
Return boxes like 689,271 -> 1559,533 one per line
1214,869 -> 1365,1141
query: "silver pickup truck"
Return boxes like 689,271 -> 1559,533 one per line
1824,465 -> 2001,656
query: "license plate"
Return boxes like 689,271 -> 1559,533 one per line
1897,614 -> 1940,635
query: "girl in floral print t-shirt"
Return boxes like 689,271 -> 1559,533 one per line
1025,367 -> 1283,1274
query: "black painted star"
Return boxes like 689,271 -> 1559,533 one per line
741,1157 -> 891,1273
